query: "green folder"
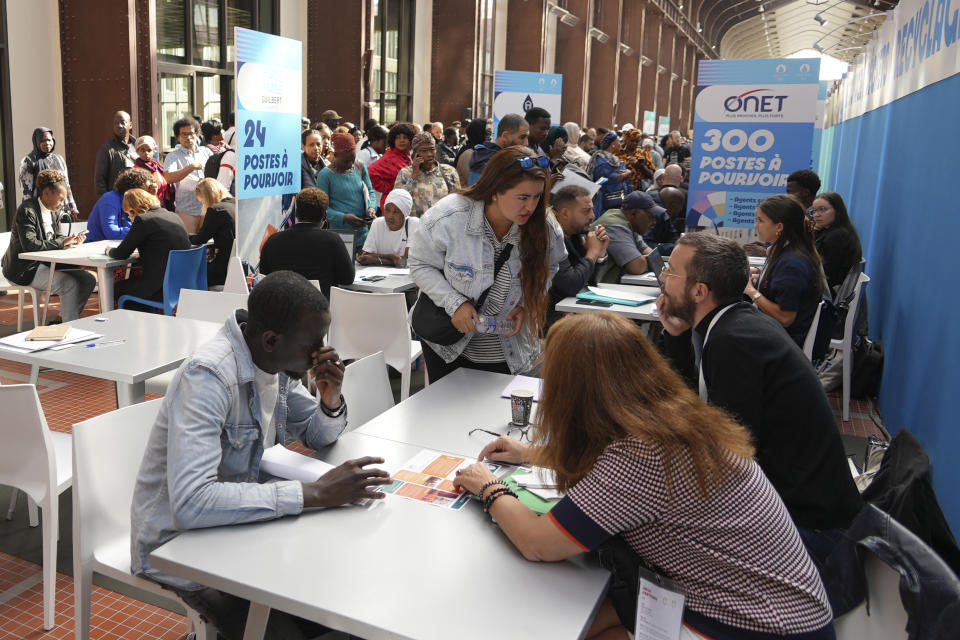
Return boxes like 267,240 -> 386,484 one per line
503,468 -> 560,515
576,290 -> 653,307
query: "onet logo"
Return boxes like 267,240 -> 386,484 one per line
723,89 -> 788,113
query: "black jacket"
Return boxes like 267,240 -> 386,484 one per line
547,233 -> 596,330
259,223 -> 355,298
662,302 -> 863,530
109,207 -> 191,300
94,136 -> 137,197
815,224 -> 861,292
1,197 -> 67,286
190,197 -> 236,287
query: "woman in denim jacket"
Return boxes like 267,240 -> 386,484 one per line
409,146 -> 567,381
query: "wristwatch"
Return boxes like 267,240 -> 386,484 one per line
752,291 -> 762,302
595,253 -> 608,264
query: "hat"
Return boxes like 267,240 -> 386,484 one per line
135,135 -> 157,150
652,168 -> 666,181
621,123 -> 635,131
384,188 -> 413,217
598,131 -> 619,150
321,109 -> 342,121
622,191 -> 667,217
331,132 -> 356,154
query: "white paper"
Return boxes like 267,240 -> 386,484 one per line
500,375 -> 543,401
260,444 -> 335,482
355,266 -> 410,278
748,256 -> 767,267
587,286 -> 656,304
513,466 -> 558,489
550,168 -> 601,198
0,328 -> 102,353
636,576 -> 686,640
525,485 -> 563,501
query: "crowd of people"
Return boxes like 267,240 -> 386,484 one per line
1,103 -> 872,640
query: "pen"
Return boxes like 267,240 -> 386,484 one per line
85,339 -> 125,348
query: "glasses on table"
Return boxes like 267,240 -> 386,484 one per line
468,425 -> 533,443
516,156 -> 550,171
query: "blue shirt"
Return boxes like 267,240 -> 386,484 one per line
760,250 -> 820,347
130,311 -> 348,589
84,190 -> 131,241
315,165 -> 377,249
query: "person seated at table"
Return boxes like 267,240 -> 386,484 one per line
106,189 -> 191,312
591,190 -> 660,284
657,234 -> 862,568
743,194 -> 826,349
547,185 -> 608,330
259,188 -> 355,298
642,185 -> 684,256
453,312 -> 835,640
812,191 -> 862,293
85,167 -> 157,242
190,178 -> 236,289
358,188 -> 419,267
131,271 -> 391,640
408,146 -> 566,382
1,169 -> 94,322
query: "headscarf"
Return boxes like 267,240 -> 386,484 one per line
28,128 -> 56,169
617,128 -> 655,189
384,188 -> 413,217
563,122 -> 581,147
540,125 -> 569,155
588,131 -> 622,177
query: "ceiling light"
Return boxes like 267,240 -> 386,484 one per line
640,55 -> 653,67
814,14 -> 828,26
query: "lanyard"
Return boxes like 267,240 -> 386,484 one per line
698,303 -> 738,401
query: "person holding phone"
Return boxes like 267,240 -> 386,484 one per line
2,169 -> 95,322
315,132 -> 378,250
392,132 -> 461,218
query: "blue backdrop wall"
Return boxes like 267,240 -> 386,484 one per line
818,71 -> 960,532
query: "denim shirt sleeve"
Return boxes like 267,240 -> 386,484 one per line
283,376 -> 348,449
408,210 -> 471,316
166,362 -> 304,530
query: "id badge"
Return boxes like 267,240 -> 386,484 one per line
635,565 -> 685,640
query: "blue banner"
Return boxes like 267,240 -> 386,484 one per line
687,58 -> 820,228
492,70 -> 562,136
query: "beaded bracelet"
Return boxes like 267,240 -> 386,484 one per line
483,487 -> 517,513
478,479 -> 505,499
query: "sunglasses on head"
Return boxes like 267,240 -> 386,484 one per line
516,156 -> 550,170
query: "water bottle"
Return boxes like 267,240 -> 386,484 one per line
473,315 -> 515,335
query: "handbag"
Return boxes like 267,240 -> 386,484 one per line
411,244 -> 514,345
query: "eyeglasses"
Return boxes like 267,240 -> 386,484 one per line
660,264 -> 682,279
517,156 -> 550,170
811,206 -> 832,214
468,425 -> 533,443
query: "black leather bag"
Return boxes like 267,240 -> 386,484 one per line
411,244 -> 513,345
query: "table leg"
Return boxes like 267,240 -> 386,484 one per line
41,263 -> 56,325
29,365 -> 39,386
115,381 -> 146,408
97,266 -> 115,312
242,602 -> 270,640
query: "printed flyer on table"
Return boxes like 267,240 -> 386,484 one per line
383,449 -> 501,510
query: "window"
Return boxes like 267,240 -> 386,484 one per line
156,0 -> 275,151
370,0 -> 414,125
474,0 -> 496,119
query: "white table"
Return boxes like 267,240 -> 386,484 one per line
356,368 -> 527,457
0,309 -> 219,407
348,265 -> 416,294
555,283 -> 662,322
18,240 -> 137,322
150,431 -> 609,640
620,272 -> 660,286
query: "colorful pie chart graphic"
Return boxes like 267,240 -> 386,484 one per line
687,191 -> 728,227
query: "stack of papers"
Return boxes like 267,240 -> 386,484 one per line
0,328 -> 101,353
513,466 -> 562,501
356,266 -> 410,277
577,286 -> 656,307
260,444 -> 335,482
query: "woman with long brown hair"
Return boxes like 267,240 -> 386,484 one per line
408,145 -> 566,381
454,313 -> 835,640
744,193 -> 827,348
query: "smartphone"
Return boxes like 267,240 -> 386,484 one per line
577,299 -> 613,308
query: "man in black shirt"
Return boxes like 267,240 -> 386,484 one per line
94,111 -> 137,197
546,185 -> 608,330
656,233 -> 862,564
259,188 -> 355,298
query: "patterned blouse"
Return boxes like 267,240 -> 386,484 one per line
393,163 -> 461,218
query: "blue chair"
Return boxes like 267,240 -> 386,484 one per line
118,246 -> 208,315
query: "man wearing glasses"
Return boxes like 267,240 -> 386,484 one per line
163,117 -> 212,233
656,233 -> 861,568
591,190 -> 661,283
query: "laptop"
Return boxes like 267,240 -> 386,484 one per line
645,246 -> 665,287
335,230 -> 357,258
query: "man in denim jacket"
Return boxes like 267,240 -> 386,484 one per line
131,271 -> 390,638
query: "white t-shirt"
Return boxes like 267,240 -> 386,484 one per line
362,215 -> 420,256
39,201 -> 56,240
253,365 -> 280,448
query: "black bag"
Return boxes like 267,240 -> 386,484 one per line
204,150 -> 228,179
411,244 -> 513,345
851,338 -> 883,399
602,188 -> 626,210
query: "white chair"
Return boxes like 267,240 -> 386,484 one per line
0,385 -> 73,630
328,287 -> 422,400
340,351 -> 395,431
0,231 -> 46,331
802,300 -> 825,362
222,255 -> 248,294
142,289 -> 248,395
72,398 -> 212,640
833,550 -> 909,640
832,273 -> 870,421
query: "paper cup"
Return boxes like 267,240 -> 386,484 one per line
510,389 -> 535,427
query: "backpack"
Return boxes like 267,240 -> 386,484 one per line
204,150 -> 228,179
851,338 -> 884,399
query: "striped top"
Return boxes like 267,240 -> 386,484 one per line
549,437 -> 833,636
462,220 -> 513,364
